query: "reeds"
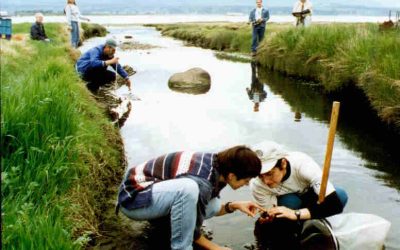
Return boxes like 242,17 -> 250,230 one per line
1,23 -> 123,249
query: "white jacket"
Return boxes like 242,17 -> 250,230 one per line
250,151 -> 335,209
65,4 -> 88,24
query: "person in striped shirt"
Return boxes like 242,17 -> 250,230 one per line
117,145 -> 264,250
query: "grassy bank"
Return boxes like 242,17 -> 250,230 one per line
1,23 -> 124,249
152,23 -> 400,131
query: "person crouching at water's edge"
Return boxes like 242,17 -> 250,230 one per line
76,38 -> 131,93
116,146 -> 265,250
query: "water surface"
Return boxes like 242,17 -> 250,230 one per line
82,26 -> 400,250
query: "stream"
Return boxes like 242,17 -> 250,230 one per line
81,25 -> 400,250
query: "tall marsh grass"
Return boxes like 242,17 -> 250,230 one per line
1,23 -> 123,248
257,24 -> 400,129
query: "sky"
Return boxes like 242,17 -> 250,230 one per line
2,0 -> 400,14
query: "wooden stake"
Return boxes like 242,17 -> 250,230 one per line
318,101 -> 340,203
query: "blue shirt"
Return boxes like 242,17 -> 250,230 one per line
76,44 -> 128,78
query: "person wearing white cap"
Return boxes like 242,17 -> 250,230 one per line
250,141 -> 347,248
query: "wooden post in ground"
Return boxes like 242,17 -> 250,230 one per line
318,101 -> 340,203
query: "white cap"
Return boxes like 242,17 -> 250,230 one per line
253,141 -> 288,174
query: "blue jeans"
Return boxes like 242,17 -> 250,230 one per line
251,25 -> 266,52
277,186 -> 348,209
120,177 -> 221,250
71,21 -> 79,48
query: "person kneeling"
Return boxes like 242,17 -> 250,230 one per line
250,142 -> 348,249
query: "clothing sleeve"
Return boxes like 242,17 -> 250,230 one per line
292,2 -> 300,13
30,24 -> 45,40
249,10 -> 255,22
77,7 -> 89,21
65,5 -> 72,25
87,48 -> 106,70
30,24 -> 39,40
307,191 -> 344,218
263,10 -> 270,22
296,153 -> 335,197
114,64 -> 129,79
250,178 -> 277,209
42,26 -> 48,39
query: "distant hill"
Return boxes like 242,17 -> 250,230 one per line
2,0 -> 399,15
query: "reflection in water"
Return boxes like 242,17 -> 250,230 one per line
246,62 -> 267,112
258,67 -> 400,188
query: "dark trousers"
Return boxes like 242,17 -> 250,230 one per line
82,68 -> 116,92
251,25 -> 266,52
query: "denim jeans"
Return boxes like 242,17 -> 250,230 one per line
71,21 -> 79,48
120,177 -> 221,250
251,25 -> 266,52
277,186 -> 348,209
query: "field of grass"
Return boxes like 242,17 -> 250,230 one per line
152,22 -> 400,131
1,23 -> 124,249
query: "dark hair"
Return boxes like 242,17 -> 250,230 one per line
216,145 -> 261,180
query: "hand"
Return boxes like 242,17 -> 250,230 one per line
107,57 -> 119,66
231,201 -> 266,217
267,206 -> 297,220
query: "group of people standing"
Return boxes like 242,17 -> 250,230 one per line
249,0 -> 313,56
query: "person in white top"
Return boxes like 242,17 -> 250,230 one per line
292,0 -> 313,27
64,0 -> 90,48
250,141 -> 348,249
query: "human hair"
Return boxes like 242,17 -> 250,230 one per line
274,158 -> 290,170
67,0 -> 76,4
216,145 -> 261,180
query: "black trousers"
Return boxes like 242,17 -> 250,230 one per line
82,67 -> 116,92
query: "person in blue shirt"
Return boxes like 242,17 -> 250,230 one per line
249,0 -> 270,56
76,39 -> 131,92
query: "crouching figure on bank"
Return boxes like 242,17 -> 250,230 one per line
116,146 -> 265,250
250,142 -> 348,249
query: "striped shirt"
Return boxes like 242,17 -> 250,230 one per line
118,151 -> 219,209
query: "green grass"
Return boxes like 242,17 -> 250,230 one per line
151,22 -> 400,130
1,23 -> 123,249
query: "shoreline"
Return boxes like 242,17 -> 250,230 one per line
11,14 -> 391,25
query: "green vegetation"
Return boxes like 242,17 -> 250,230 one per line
81,23 -> 108,39
152,23 -> 400,130
1,23 -> 124,249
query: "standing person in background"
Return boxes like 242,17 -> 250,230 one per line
64,0 -> 90,48
249,0 -> 270,57
30,13 -> 50,42
76,39 -> 131,92
292,0 -> 313,27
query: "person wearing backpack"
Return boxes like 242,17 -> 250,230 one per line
64,0 -> 90,48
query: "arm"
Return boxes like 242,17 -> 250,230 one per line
263,9 -> 270,22
216,201 -> 264,217
65,5 -> 72,27
249,10 -> 255,23
267,191 -> 343,221
87,48 -> 107,70
30,24 -> 39,40
77,7 -> 90,22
